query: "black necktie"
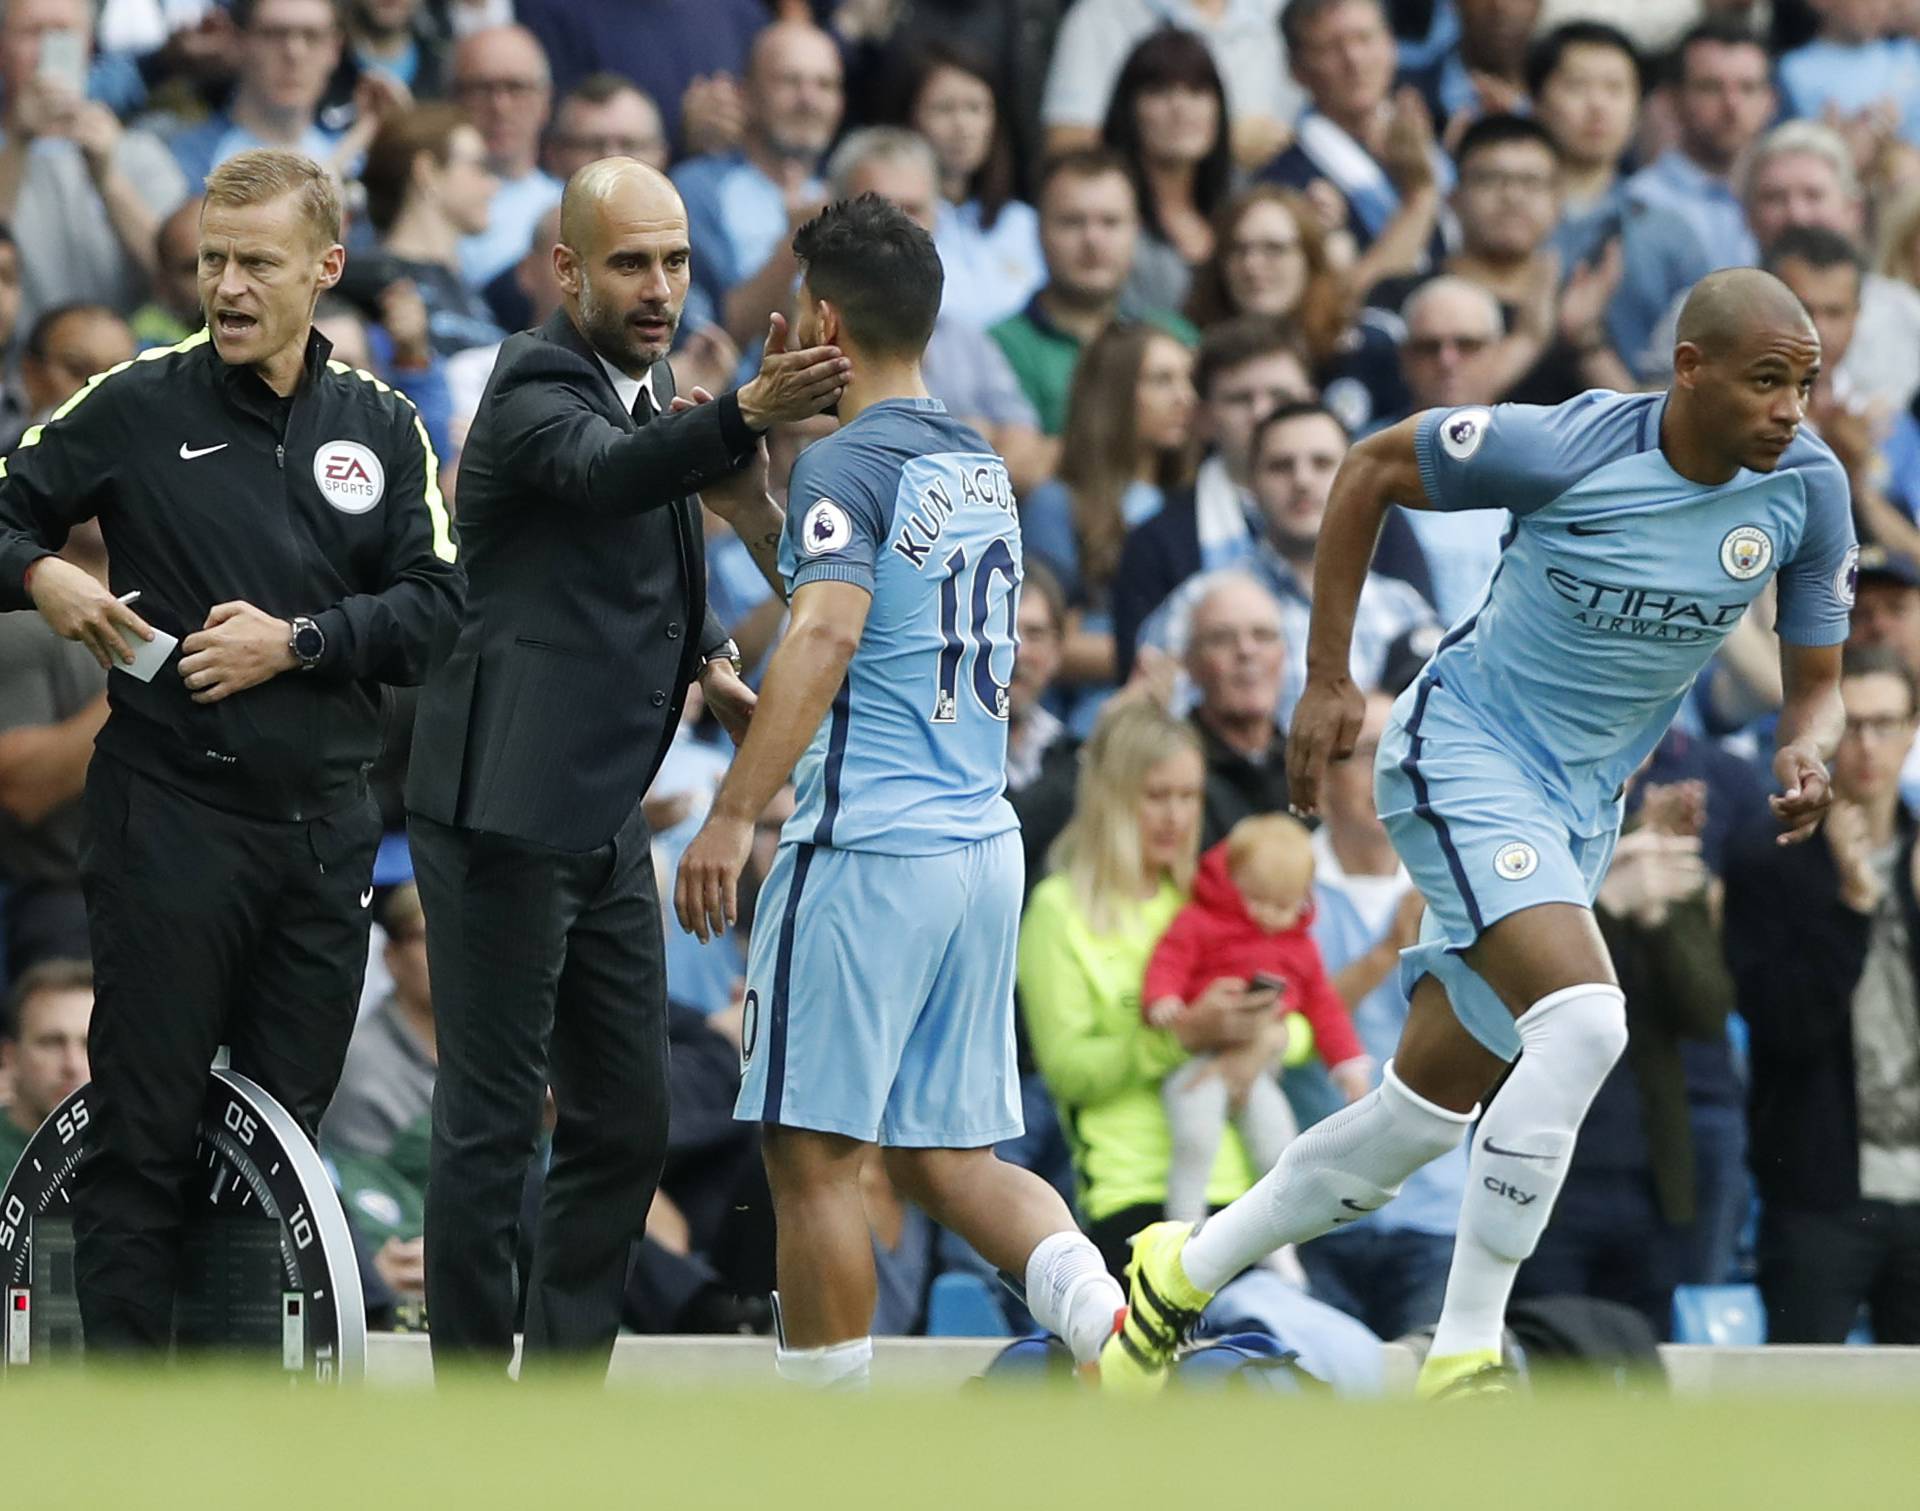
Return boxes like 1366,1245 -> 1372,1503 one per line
632,381 -> 656,427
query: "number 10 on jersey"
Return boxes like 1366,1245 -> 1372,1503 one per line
933,538 -> 1019,724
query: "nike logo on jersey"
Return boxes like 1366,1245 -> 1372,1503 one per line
360,886 -> 375,908
179,442 -> 229,460
1482,1139 -> 1559,1161
1566,521 -> 1619,536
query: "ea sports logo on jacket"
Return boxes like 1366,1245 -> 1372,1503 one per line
314,439 -> 386,514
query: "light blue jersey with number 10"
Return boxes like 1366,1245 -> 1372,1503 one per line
777,397 -> 1022,855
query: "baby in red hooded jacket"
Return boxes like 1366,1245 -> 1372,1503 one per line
1145,814 -> 1374,1224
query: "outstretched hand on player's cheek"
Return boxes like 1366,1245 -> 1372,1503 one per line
674,814 -> 753,942
1770,742 -> 1833,845
1285,675 -> 1365,819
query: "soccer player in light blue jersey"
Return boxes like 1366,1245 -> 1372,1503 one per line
1104,267 -> 1855,1395
674,195 -> 1124,1388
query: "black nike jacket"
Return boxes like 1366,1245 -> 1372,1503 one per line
0,328 -> 464,820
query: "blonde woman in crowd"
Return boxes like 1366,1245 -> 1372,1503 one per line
1019,700 -> 1278,1273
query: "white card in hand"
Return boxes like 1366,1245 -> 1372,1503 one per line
113,626 -> 179,683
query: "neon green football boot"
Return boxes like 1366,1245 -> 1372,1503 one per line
1098,1221 -> 1213,1392
1417,1350 -> 1523,1400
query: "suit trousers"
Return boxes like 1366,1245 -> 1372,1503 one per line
74,755 -> 378,1351
410,799 -> 670,1377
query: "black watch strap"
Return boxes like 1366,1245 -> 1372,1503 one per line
704,637 -> 743,677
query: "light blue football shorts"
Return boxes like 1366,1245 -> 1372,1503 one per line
1374,678 -> 1620,1062
733,830 -> 1026,1147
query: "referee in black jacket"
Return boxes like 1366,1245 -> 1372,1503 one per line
405,157 -> 842,1377
0,150 -> 462,1354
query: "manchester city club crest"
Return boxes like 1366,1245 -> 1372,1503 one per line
1719,525 -> 1773,581
1494,842 -> 1539,881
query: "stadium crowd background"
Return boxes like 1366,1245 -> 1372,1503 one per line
3,0 -> 1920,1359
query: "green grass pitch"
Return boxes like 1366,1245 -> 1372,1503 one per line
7,1374 -> 1918,1510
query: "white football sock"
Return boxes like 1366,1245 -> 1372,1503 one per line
1428,984 -> 1628,1361
774,1334 -> 873,1389
1161,1059 -> 1232,1223
1183,1062 -> 1474,1293
1236,1075 -> 1304,1282
1025,1229 -> 1126,1365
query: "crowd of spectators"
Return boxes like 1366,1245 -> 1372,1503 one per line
4,0 -> 1920,1357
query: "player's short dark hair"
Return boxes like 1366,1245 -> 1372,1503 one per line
1763,224 -> 1867,279
1455,113 -> 1560,172
24,302 -> 126,362
1194,314 -> 1308,400
1035,145 -> 1133,204
1526,21 -> 1642,100
1842,642 -> 1920,718
3,958 -> 92,1043
1250,399 -> 1348,459
1281,0 -> 1385,56
792,193 -> 944,359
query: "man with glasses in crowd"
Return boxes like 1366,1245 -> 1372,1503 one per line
170,0 -> 349,189
1393,278 -> 1510,624
450,24 -> 560,290
1370,114 -> 1629,407
547,73 -> 670,179
1181,572 -> 1294,847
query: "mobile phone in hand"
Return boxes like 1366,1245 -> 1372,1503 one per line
1245,971 -> 1287,1007
37,29 -> 87,96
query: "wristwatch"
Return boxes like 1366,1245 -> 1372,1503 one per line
704,638 -> 744,679
289,615 -> 325,672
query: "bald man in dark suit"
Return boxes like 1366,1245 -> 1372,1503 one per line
407,158 -> 846,1377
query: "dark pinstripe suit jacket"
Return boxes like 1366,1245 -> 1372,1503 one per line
406,311 -> 755,851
